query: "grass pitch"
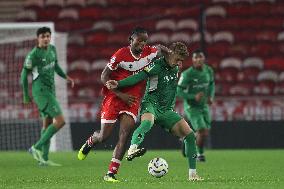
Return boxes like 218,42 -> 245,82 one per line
0,150 -> 283,189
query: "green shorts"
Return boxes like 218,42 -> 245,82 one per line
33,92 -> 62,118
140,102 -> 182,132
184,103 -> 211,132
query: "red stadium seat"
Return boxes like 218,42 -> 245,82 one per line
205,5 -> 227,18
45,0 -> 65,8
156,19 -> 176,32
170,32 -> 191,44
16,10 -> 37,22
85,32 -> 109,46
239,57 -> 263,82
58,8 -> 79,20
66,0 -> 86,8
149,33 -> 169,45
68,34 -> 85,46
24,0 -> 44,10
79,7 -> 104,20
212,31 -> 234,44
264,58 -> 284,70
229,82 -> 253,96
176,19 -> 198,32
86,0 -> 108,7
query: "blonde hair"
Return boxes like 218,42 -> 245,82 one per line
169,42 -> 189,58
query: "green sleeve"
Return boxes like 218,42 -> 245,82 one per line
21,68 -> 30,100
177,71 -> 195,100
53,46 -> 67,79
55,61 -> 67,79
118,62 -> 161,88
208,67 -> 215,99
23,53 -> 34,70
118,71 -> 148,88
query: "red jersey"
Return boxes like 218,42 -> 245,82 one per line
103,45 -> 158,99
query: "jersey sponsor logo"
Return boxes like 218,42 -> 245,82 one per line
193,83 -> 209,89
42,59 -> 46,61
43,61 -> 55,70
144,62 -> 155,72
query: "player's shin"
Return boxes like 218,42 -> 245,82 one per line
130,120 -> 153,146
34,124 -> 58,150
41,128 -> 50,161
184,132 -> 197,170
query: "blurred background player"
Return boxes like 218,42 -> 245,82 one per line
77,27 -> 170,182
106,42 -> 203,181
177,49 -> 215,162
20,27 -> 74,166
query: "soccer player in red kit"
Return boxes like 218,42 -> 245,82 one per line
77,27 -> 170,182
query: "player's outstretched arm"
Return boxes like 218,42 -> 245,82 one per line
20,68 -> 31,104
101,66 -> 138,106
117,71 -> 148,88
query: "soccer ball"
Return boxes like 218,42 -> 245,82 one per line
148,157 -> 168,178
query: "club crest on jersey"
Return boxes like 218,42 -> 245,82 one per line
110,56 -> 116,63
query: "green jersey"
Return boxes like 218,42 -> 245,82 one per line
118,57 -> 179,111
21,44 -> 66,98
177,64 -> 215,107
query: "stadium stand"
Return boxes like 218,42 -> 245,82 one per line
1,0 -> 283,121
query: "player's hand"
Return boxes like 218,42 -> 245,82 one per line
67,76 -> 75,88
195,92 -> 204,102
117,93 -> 137,107
106,80 -> 118,89
23,96 -> 32,104
208,97 -> 213,105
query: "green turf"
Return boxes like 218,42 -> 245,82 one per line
0,150 -> 283,189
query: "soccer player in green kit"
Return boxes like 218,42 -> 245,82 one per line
177,49 -> 215,162
21,27 -> 74,166
106,42 -> 203,181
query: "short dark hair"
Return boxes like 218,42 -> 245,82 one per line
192,49 -> 205,56
129,27 -> 147,41
169,42 -> 189,58
36,27 -> 51,36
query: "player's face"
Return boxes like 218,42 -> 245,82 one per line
37,32 -> 51,48
168,54 -> 185,68
192,52 -> 205,69
130,32 -> 148,54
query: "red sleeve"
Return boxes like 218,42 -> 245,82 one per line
107,48 -> 123,70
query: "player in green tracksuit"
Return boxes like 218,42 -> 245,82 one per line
20,27 -> 74,166
106,42 -> 203,181
177,49 -> 215,162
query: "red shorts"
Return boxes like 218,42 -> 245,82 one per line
101,95 -> 140,124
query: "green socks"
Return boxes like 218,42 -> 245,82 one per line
197,146 -> 204,155
131,120 -> 153,146
41,128 -> 51,161
34,124 -> 57,151
184,132 -> 197,169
